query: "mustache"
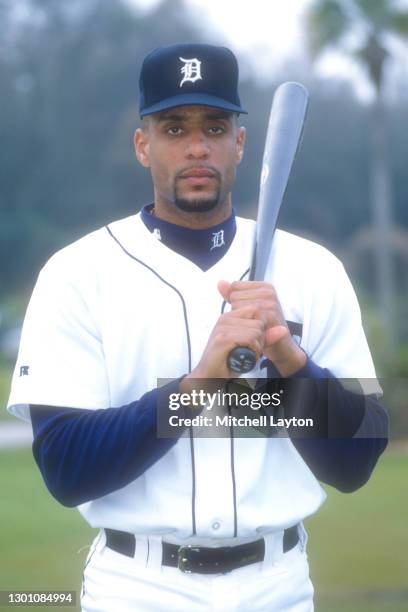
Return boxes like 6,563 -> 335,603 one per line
176,166 -> 221,180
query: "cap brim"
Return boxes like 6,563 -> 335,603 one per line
140,93 -> 247,117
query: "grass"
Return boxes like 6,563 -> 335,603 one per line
0,446 -> 406,612
306,448 -> 408,611
0,449 -> 95,611
0,358 -> 14,421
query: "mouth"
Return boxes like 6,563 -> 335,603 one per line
178,167 -> 218,179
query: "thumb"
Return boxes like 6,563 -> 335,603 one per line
265,325 -> 289,346
217,280 -> 231,302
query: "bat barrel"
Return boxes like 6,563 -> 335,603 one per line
227,82 -> 309,375
254,82 -> 308,281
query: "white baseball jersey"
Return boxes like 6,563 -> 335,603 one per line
8,212 -> 379,543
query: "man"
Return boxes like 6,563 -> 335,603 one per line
8,43 -> 388,611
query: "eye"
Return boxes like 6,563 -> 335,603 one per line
166,126 -> 183,136
208,125 -> 225,135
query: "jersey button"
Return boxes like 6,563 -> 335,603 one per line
212,522 -> 220,530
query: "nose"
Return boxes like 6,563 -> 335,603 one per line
185,132 -> 210,159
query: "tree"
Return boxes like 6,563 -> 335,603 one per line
306,0 -> 408,352
0,0 -> 202,293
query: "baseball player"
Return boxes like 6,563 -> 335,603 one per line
7,44 -> 388,611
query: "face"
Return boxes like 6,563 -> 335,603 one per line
134,106 -> 245,215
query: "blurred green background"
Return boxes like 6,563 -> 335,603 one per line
0,445 -> 406,612
1,0 -> 407,374
1,0 -> 407,610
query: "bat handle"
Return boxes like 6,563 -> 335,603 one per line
227,347 -> 257,374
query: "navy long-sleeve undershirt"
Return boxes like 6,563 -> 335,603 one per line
30,380 -> 185,507
30,358 -> 388,507
270,358 -> 389,493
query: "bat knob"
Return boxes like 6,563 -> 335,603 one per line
227,347 -> 257,374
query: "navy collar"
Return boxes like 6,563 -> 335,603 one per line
141,204 -> 236,271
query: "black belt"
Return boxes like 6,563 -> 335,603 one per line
104,526 -> 299,574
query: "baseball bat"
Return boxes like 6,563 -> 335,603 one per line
227,82 -> 309,374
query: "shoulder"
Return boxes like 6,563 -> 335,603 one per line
39,214 -> 141,281
235,215 -> 345,276
273,229 -> 344,272
271,230 -> 351,308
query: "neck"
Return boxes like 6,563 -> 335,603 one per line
152,195 -> 233,229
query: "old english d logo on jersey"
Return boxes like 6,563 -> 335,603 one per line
210,230 -> 225,250
179,57 -> 202,87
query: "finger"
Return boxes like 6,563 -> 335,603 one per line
219,316 -> 266,331
229,298 -> 279,313
230,280 -> 275,292
229,288 -> 277,304
222,304 -> 265,322
229,332 -> 264,360
265,325 -> 290,346
214,326 -> 265,358
229,299 -> 285,328
217,280 -> 232,302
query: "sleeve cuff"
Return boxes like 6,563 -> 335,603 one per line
289,356 -> 334,380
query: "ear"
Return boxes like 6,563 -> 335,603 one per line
235,126 -> 246,165
134,127 -> 150,168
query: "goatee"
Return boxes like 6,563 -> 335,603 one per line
174,196 -> 220,213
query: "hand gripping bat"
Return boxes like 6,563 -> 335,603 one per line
227,82 -> 309,374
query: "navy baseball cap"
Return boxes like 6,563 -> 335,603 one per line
139,43 -> 247,117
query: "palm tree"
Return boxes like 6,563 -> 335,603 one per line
306,0 -> 408,353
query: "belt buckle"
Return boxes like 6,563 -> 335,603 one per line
177,545 -> 201,573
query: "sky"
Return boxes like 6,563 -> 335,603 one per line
128,0 -> 310,69
126,0 -> 408,102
